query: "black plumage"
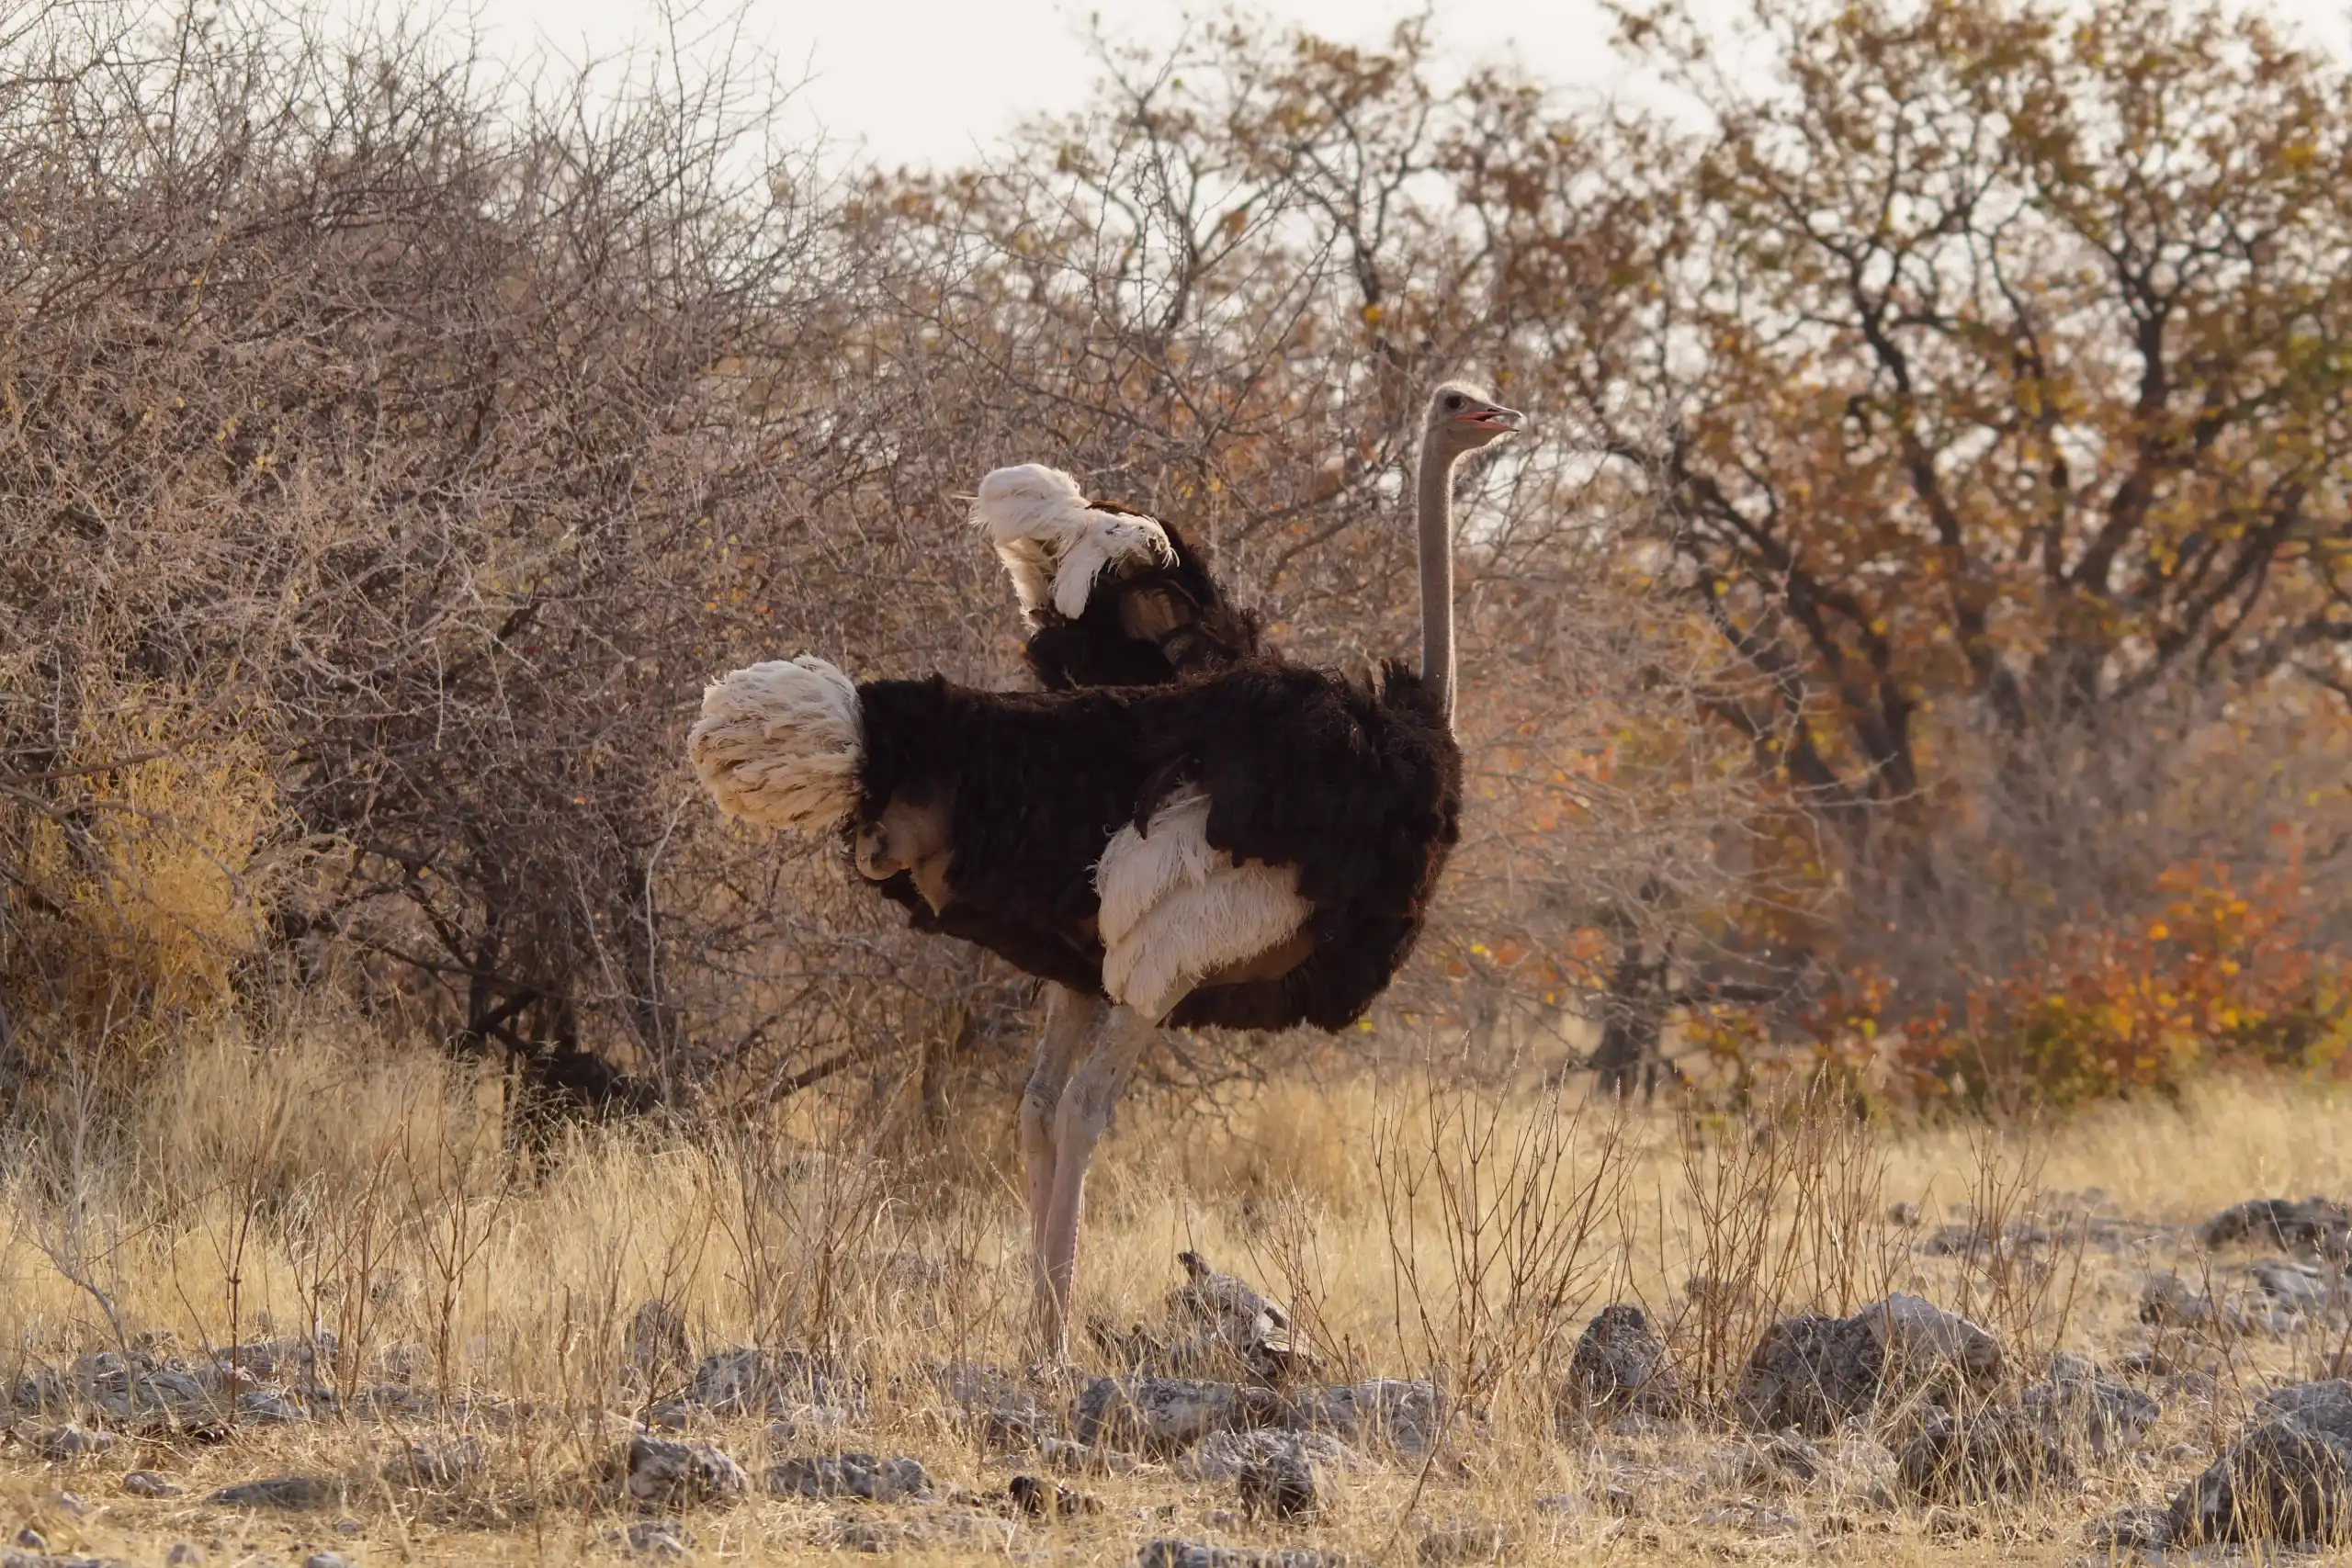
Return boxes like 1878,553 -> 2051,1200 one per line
856,655 -> 1459,1032
1019,513 -> 1262,690
871,513 -> 1268,1004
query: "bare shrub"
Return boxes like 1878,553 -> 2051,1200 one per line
1371,1052 -> 1632,1435
1668,1081 -> 1905,1412
12,0 -> 2343,1141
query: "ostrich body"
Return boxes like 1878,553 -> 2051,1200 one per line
865,462 -> 1264,999
690,383 -> 1521,1353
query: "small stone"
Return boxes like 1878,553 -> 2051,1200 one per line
122,1471 -> 183,1499
1281,1378 -> 1444,1458
1558,1304 -> 1680,1427
1004,1474 -> 1101,1517
1238,1439 -> 1324,1520
1418,1523 -> 1511,1564
761,1452 -> 929,1502
207,1476 -> 335,1510
15,1530 -> 46,1551
1736,1313 -> 1883,1433
2086,1505 -> 2172,1552
333,1517 -> 364,1536
1135,1542 -> 1344,1568
31,1424 -> 115,1461
1737,1293 -> 2002,1433
1035,1437 -> 1141,1476
1077,1377 -> 1281,1456
1896,1405 -> 2076,1502
167,1545 -> 204,1568
2167,1384 -> 2352,1545
302,1553 -> 350,1568
2199,1197 -> 2352,1258
623,1438 -> 746,1507
1178,1428 -> 1358,1483
609,1521 -> 693,1561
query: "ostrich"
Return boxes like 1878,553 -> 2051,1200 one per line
689,382 -> 1521,1354
878,462 -> 1263,1277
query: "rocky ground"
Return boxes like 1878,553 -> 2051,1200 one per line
2,1197 -> 2346,1567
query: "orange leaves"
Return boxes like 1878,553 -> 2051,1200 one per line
1814,858 -> 2352,1110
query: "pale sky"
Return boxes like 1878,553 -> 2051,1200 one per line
390,0 -> 2352,171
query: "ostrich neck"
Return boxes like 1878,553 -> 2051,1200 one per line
1416,440 -> 1457,728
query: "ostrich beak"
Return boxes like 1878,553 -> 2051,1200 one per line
1455,403 -> 1523,434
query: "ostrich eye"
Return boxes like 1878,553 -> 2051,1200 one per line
1443,394 -> 1463,411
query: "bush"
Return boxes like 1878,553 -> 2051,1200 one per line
4,692 -> 281,1066
1818,861 -> 2352,1111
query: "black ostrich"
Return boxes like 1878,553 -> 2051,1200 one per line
883,460 -> 1263,1307
690,383 -> 1521,1354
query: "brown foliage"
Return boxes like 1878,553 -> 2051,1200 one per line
4,0 -> 2348,1121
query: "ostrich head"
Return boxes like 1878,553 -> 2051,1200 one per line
1423,381 -> 1522,460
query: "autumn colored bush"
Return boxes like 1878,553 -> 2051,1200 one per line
1,690 -> 285,1081
1810,857 -> 2352,1111
6,0 -> 2351,1126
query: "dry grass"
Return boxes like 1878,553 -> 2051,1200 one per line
0,1015 -> 2346,1564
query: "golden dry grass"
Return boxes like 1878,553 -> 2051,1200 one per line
2,1014 -> 2347,1565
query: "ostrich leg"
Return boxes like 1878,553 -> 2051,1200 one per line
1020,984 -> 1103,1341
1035,996 -> 1183,1359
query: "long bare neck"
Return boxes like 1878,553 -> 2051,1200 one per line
1416,435 -> 1457,728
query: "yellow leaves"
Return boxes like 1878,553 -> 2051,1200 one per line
2146,921 -> 2168,941
1359,303 -> 1385,326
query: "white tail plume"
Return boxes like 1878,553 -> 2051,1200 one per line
972,463 -> 1175,622
688,656 -> 864,831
